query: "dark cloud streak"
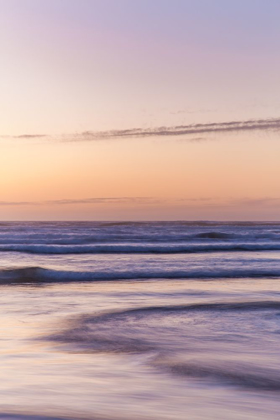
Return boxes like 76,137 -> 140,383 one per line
0,134 -> 48,139
73,117 -> 280,142
2,117 -> 280,143
15,134 -> 48,139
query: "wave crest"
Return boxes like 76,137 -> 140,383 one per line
2,242 -> 280,254
1,266 -> 280,283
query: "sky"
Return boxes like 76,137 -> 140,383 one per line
1,0 -> 280,220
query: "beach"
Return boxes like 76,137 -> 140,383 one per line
0,222 -> 280,419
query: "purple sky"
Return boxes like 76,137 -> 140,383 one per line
1,0 -> 280,220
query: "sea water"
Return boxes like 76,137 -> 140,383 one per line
0,222 -> 280,419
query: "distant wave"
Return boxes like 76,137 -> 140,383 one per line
0,413 -> 111,420
0,267 -> 46,282
195,232 -> 233,239
0,414 -> 75,420
1,266 -> 280,283
2,241 -> 280,254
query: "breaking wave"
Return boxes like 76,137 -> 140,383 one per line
2,242 -> 280,254
1,266 -> 280,283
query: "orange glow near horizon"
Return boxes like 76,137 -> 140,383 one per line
1,131 -> 280,221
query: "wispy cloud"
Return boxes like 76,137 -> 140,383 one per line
0,197 -> 158,206
170,108 -> 216,115
2,117 -> 280,143
15,134 -> 48,139
1,196 -> 280,208
235,197 -> 280,207
70,117 -> 280,142
1,134 -> 48,139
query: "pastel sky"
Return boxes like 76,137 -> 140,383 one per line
1,0 -> 280,220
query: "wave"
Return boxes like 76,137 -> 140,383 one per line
0,413 -> 112,420
1,230 -> 280,244
67,301 -> 280,325
0,414 -> 77,420
46,301 -> 280,391
44,299 -> 280,354
194,232 -> 233,239
157,359 -> 280,391
2,266 -> 280,283
2,242 -> 280,254
99,221 -> 280,227
0,267 -> 46,282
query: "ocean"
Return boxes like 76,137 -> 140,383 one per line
1,221 -> 280,419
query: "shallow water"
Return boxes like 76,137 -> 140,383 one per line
0,222 -> 280,419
